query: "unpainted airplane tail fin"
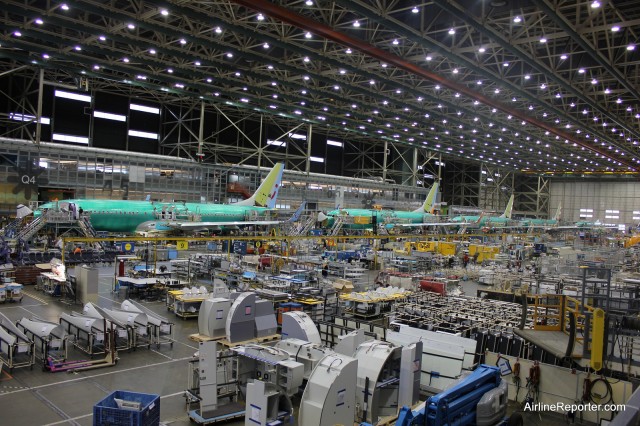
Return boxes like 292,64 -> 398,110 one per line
288,201 -> 306,222
553,203 -> 562,221
234,163 -> 285,208
413,181 -> 439,213
500,194 -> 515,219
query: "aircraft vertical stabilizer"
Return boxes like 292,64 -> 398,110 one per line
412,182 -> 439,213
553,203 -> 562,221
234,163 -> 284,208
500,194 -> 515,219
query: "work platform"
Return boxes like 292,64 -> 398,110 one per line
513,329 -> 587,367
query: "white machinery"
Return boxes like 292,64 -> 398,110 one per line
334,329 -> 373,356
353,340 -> 422,425
187,341 -> 244,425
120,299 -> 174,348
387,323 -> 477,392
225,292 -> 277,343
274,338 -> 335,379
81,303 -> 132,351
280,311 -> 321,344
233,345 -> 304,426
298,352 -> 358,426
198,297 -> 232,339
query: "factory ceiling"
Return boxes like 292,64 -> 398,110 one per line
0,0 -> 639,173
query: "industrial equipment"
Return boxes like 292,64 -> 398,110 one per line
274,338 -> 335,379
16,317 -> 68,370
280,311 -> 321,344
299,352 -> 359,426
353,340 -> 422,425
120,299 -> 174,348
389,365 -> 510,426
0,312 -> 35,371
198,297 -> 232,339
187,341 -> 244,425
233,344 -> 304,425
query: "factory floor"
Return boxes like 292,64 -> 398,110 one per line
0,267 -> 589,426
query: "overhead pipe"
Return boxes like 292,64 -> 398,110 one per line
231,0 -> 635,171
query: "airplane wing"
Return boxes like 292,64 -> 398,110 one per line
164,220 -> 282,230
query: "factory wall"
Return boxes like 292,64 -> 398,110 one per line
550,179 -> 640,227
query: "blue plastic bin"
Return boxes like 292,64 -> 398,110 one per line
93,390 -> 160,426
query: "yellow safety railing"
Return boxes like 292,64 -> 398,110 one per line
528,294 -> 595,347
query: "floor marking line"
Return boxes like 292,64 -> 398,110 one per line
22,290 -> 49,305
41,391 -> 186,425
151,348 -> 173,360
42,413 -> 92,426
0,356 -> 193,396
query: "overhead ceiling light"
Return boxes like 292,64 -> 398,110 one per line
627,44 -> 636,51
426,55 -> 432,61
149,49 -> 156,54
305,32 -> 312,38
503,62 -> 509,66
540,37 -> 547,43
513,16 -> 521,23
611,26 -> 620,32
453,68 -> 459,74
448,28 -> 455,35
226,52 -> 233,58
560,54 -> 568,59
353,21 -> 360,27
35,18 -> 44,25
74,45 -> 82,51
345,48 -> 352,53
257,13 -> 265,21
206,78 -> 212,83
214,26 -> 222,33
13,30 -> 22,37
60,4 -> 69,11
305,0 -> 313,5
303,56 -> 310,62
160,9 -> 169,16
591,78 -> 598,84
179,38 -> 187,45
263,43 -> 269,48
591,0 -> 601,7
478,47 -> 486,53
42,53 -> 50,59
127,23 -> 135,29
93,65 -> 100,70
412,6 -> 419,13
540,84 -> 546,89
578,68 -> 585,73
392,39 -> 399,45
604,88 -> 611,94
524,74 -> 530,80
194,61 -> 201,66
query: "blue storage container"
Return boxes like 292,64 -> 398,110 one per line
93,390 -> 160,426
167,250 -> 178,260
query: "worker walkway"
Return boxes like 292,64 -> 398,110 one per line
513,329 -> 588,367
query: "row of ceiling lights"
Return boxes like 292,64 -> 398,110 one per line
12,1 -> 637,170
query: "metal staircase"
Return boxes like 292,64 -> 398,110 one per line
0,217 -> 23,238
15,215 -> 47,242
285,216 -> 316,237
327,215 -> 346,236
77,216 -> 104,250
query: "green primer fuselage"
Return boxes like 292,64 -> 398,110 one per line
37,199 -> 267,233
324,208 -> 430,229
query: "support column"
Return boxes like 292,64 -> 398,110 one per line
305,124 -> 313,176
197,100 -> 205,161
382,140 -> 389,181
35,68 -> 44,145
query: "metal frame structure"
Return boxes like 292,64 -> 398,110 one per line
0,0 -> 638,218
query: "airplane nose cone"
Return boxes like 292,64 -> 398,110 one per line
317,212 -> 327,222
